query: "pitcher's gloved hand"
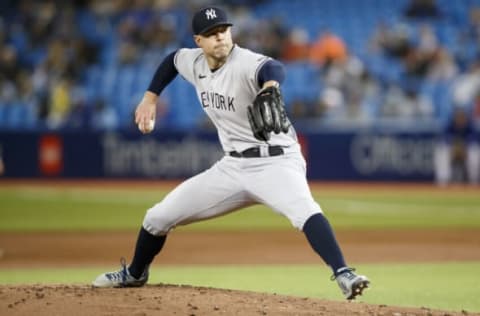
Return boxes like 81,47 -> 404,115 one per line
247,86 -> 290,141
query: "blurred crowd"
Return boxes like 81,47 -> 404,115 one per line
281,1 -> 480,127
0,0 -> 480,133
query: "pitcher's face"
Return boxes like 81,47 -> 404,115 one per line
195,26 -> 233,61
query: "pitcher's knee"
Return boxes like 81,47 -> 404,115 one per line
142,205 -> 176,236
291,213 -> 318,230
290,208 -> 323,231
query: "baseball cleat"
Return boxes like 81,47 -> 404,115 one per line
332,267 -> 370,300
92,258 -> 149,288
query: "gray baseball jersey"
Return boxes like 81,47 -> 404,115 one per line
143,44 -> 322,235
174,45 -> 298,153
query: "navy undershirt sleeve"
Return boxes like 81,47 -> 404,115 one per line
257,59 -> 286,87
147,50 -> 178,95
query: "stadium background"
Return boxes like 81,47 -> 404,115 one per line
0,0 -> 479,183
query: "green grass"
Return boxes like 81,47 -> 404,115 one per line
1,262 -> 479,313
1,184 -> 479,312
1,185 -> 479,231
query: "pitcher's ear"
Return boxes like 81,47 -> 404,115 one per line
194,35 -> 202,47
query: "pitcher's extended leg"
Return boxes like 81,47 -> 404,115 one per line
302,213 -> 346,273
248,153 -> 370,299
93,158 -> 251,288
128,227 -> 167,278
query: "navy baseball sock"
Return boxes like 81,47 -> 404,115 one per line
128,227 -> 166,279
302,213 -> 347,274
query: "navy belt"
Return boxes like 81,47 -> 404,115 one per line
229,146 -> 284,158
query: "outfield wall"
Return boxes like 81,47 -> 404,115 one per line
0,130 -> 452,181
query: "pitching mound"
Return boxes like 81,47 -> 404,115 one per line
1,284 -> 476,316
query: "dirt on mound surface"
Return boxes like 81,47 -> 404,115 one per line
1,284 -> 477,316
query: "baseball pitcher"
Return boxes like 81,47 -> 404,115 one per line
93,6 -> 370,300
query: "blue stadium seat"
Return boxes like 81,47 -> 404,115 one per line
4,0 -> 479,130
4,103 -> 29,128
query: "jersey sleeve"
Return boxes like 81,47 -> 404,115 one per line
257,59 -> 286,87
173,48 -> 203,84
238,50 -> 272,91
147,51 -> 178,95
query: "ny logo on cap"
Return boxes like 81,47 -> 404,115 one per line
205,8 -> 217,20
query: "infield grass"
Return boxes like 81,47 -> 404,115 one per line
0,262 -> 479,313
0,184 -> 480,231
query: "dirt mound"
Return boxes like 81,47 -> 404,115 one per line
0,284 -> 476,316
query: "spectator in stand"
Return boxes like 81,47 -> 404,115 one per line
403,24 -> 439,79
404,0 -> 441,19
467,6 -> 480,43
369,21 -> 411,59
0,42 -> 21,104
234,13 -> 286,58
47,77 -> 72,129
0,45 -> 20,103
31,63 -> 50,121
474,92 -> 480,123
317,86 -> 345,119
254,17 -> 287,59
416,24 -> 438,56
427,48 -> 458,81
44,37 -> 73,78
314,53 -> 377,122
281,27 -> 310,62
452,62 -> 480,109
403,46 -> 432,78
140,14 -> 178,61
434,107 -> 480,185
0,45 -> 19,89
456,6 -> 480,68
380,83 -> 433,119
309,29 -> 347,68
117,16 -> 142,65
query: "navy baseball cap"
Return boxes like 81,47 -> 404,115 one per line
192,6 -> 233,35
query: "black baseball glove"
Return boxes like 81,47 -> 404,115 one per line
247,86 -> 290,141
